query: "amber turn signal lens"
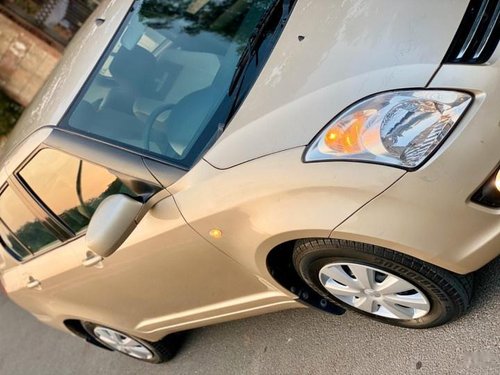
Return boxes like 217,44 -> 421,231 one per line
323,113 -> 366,154
209,229 -> 223,239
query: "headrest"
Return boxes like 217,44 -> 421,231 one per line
109,46 -> 157,88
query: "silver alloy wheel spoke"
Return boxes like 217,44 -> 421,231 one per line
354,296 -> 376,312
321,266 -> 363,290
324,279 -> 361,296
378,300 -> 414,320
94,327 -> 154,360
97,335 -> 116,346
384,293 -> 429,310
375,274 -> 415,295
348,264 -> 375,289
111,331 -> 123,343
128,345 -> 152,359
318,262 -> 430,320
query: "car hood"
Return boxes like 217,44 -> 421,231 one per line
204,0 -> 469,169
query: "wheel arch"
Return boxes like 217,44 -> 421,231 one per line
63,319 -> 113,351
264,237 -> 345,316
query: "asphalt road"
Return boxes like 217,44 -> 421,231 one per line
0,258 -> 498,375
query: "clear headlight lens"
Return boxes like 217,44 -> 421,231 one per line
304,90 -> 472,169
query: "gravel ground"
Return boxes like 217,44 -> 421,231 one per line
0,258 -> 498,375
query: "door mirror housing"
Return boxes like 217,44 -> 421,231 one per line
86,194 -> 143,257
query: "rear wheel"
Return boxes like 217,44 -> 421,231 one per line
293,239 -> 473,328
82,322 -> 179,363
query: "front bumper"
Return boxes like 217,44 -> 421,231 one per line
332,60 -> 500,274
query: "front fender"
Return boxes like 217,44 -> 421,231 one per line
170,148 -> 404,286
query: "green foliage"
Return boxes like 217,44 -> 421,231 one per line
15,219 -> 58,253
9,0 -> 41,15
0,91 -> 23,136
139,0 -> 271,41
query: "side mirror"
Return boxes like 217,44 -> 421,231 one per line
86,194 -> 143,258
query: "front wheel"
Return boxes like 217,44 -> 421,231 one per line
293,239 -> 473,328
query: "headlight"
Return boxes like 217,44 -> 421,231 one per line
304,90 -> 472,169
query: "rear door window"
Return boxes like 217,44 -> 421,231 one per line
0,186 -> 60,258
0,221 -> 31,260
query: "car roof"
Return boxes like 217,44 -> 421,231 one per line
0,0 -> 134,166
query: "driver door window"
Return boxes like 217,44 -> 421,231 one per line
18,149 -> 132,235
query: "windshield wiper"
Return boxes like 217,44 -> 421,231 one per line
228,0 -> 290,95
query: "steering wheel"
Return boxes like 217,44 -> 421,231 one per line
142,103 -> 175,152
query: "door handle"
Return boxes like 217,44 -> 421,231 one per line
26,277 -> 41,289
82,253 -> 103,268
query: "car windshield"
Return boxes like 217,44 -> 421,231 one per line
62,0 -> 278,169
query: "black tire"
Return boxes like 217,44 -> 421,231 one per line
293,238 -> 473,328
82,321 -> 180,363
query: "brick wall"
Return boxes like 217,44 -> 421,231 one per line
0,12 -> 61,106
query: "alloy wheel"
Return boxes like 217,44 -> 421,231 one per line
93,327 -> 154,360
318,262 -> 431,320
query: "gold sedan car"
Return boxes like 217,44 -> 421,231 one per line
0,0 -> 498,363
